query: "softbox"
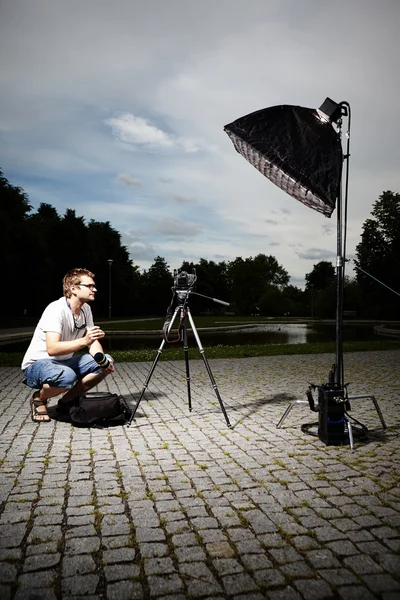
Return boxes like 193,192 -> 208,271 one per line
224,104 -> 343,217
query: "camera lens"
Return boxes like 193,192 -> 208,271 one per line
94,352 -> 110,369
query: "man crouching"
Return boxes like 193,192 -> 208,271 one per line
21,268 -> 114,422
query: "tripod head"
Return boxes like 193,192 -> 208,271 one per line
163,269 -> 230,342
172,269 -> 197,306
171,268 -> 230,307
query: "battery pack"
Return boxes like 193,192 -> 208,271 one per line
318,384 -> 346,445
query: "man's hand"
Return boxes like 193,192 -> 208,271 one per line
102,360 -> 115,374
85,326 -> 105,346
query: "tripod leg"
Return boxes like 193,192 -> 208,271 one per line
345,415 -> 354,452
127,307 -> 180,426
186,309 -> 232,428
182,318 -> 192,412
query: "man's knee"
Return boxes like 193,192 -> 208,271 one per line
40,384 -> 68,400
24,359 -> 78,390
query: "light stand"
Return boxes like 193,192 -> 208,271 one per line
311,102 -> 349,446
224,98 -> 385,447
127,275 -> 232,428
311,102 -> 351,445
334,101 -> 350,389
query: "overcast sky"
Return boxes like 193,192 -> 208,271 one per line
1,0 -> 399,287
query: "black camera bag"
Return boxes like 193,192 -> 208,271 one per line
69,392 -> 131,427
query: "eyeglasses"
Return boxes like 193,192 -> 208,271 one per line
77,283 -> 97,290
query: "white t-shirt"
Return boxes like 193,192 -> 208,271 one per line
21,297 -> 94,370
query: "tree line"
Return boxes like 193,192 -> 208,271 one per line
1,169 -> 399,319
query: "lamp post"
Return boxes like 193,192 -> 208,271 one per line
107,259 -> 113,319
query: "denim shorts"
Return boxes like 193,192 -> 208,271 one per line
23,354 -> 113,390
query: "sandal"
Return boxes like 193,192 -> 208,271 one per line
30,392 -> 51,423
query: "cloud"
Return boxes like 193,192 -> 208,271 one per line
120,233 -> 157,264
322,223 -> 334,236
169,194 -> 197,205
296,248 -> 335,261
151,217 -> 203,239
116,173 -> 141,186
106,114 -> 174,147
106,113 -> 204,153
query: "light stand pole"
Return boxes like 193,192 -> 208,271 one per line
107,259 -> 113,319
334,101 -> 350,388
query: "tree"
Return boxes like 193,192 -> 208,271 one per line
59,209 -> 89,272
304,261 -> 336,318
87,220 -> 140,316
227,254 -> 289,314
177,258 -> 230,314
26,203 -> 63,313
259,285 -> 282,316
280,285 -> 306,317
0,169 -> 32,220
305,261 -> 335,318
0,168 -> 144,317
355,190 -> 400,317
343,276 -> 363,315
142,256 -> 173,315
305,261 -> 335,291
0,170 -> 33,316
252,254 -> 289,287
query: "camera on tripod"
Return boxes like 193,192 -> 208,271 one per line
128,266 -> 232,428
173,269 -> 197,292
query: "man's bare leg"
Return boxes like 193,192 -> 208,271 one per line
31,385 -> 69,421
38,385 -> 69,403
32,372 -> 109,420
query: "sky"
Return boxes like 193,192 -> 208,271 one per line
1,0 -> 399,288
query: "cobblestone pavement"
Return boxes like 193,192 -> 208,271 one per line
1,350 -> 400,600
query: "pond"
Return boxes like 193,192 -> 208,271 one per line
0,322 -> 384,354
101,322 -> 378,352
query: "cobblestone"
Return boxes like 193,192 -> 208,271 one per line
1,351 -> 400,598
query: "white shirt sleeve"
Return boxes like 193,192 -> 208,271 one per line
40,302 -> 65,334
21,298 -> 91,370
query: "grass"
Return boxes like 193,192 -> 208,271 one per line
1,339 -> 400,367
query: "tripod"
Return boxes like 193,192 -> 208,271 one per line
127,290 -> 232,428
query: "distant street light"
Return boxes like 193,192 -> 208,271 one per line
107,259 -> 113,319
